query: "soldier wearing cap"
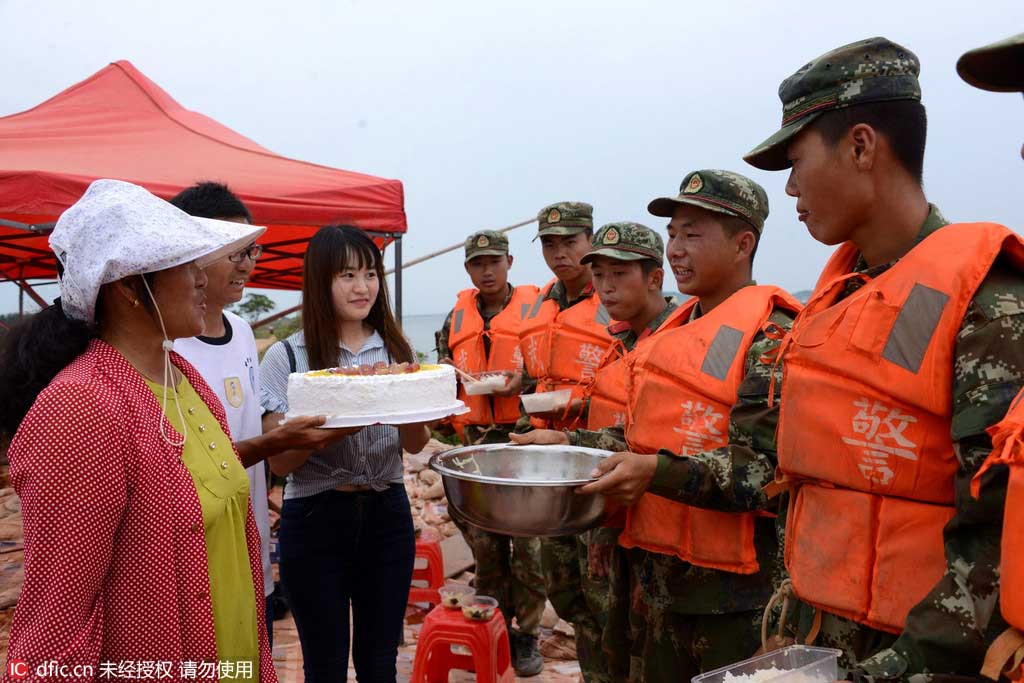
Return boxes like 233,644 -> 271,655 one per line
573,170 -> 800,680
434,229 -> 546,676
958,32 -> 1024,159
512,202 -> 619,683
517,201 -> 615,428
959,32 -> 1024,680
733,37 -> 1024,678
514,222 -> 684,681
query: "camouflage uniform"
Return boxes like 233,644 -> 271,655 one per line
569,224 -> 679,683
524,270 -> 610,679
587,171 -> 795,682
687,37 -> 1024,680
956,32 -> 1024,683
435,231 -> 547,638
568,296 -> 679,682
528,209 -> 622,683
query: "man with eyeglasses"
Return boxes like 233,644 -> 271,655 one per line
171,182 -> 352,646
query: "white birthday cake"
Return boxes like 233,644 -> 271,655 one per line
286,362 -> 459,420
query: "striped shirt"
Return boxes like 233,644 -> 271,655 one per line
259,330 -> 404,499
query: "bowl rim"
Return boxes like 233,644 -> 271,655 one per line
428,443 -> 613,487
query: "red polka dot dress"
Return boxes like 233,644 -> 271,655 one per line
4,340 -> 276,683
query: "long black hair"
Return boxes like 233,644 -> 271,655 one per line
0,298 -> 97,438
301,225 -> 413,370
0,270 -> 158,439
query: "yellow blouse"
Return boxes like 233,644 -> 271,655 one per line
144,376 -> 259,680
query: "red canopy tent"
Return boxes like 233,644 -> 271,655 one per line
0,60 -> 408,315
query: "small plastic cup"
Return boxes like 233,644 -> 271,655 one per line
461,595 -> 498,622
439,583 -> 475,610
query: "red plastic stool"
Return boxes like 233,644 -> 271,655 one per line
411,605 -> 514,683
408,529 -> 445,606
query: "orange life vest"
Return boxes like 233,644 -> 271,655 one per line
777,222 -> 1024,634
618,286 -> 802,574
519,280 -> 615,429
448,286 -> 539,436
585,306 -> 691,432
975,389 -> 1024,680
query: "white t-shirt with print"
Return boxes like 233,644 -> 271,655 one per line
176,310 -> 273,597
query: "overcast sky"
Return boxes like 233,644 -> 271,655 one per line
1,0 -> 1021,317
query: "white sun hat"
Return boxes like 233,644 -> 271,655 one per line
49,179 -> 266,323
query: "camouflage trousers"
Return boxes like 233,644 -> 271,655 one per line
604,549 -> 761,682
541,529 -> 617,683
786,606 -> 997,681
627,605 -> 762,682
454,517 -> 546,635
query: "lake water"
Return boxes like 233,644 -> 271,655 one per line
401,312 -> 447,361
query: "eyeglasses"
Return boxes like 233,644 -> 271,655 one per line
228,244 -> 263,263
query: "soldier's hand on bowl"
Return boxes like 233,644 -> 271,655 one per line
509,430 -> 569,446
526,397 -> 585,421
577,451 -> 658,505
490,371 -> 522,397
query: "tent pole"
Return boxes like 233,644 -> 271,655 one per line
394,235 -> 403,323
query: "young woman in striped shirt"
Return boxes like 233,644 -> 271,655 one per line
260,225 -> 429,683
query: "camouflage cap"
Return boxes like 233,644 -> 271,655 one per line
463,230 -> 509,262
534,201 -> 593,241
580,222 -> 663,264
745,37 -> 921,171
647,170 -> 770,233
957,33 -> 1024,92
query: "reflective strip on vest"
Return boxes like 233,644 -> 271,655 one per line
453,309 -> 465,335
595,304 -> 610,326
882,283 -> 949,374
701,325 -> 744,381
528,295 -> 546,319
520,303 -> 531,318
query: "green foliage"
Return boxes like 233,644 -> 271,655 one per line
431,429 -> 462,446
231,293 -> 276,322
271,314 -> 302,340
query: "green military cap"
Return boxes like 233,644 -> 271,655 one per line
534,201 -> 593,241
647,169 -> 770,234
463,230 -> 509,262
581,222 -> 663,264
745,37 -> 921,171
957,33 -> 1024,92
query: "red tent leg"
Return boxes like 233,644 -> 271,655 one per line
16,280 -> 48,309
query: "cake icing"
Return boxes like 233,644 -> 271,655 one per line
287,363 -> 458,419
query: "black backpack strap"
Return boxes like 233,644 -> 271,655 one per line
282,340 -> 297,374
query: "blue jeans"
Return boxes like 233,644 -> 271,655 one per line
280,485 -> 415,683
266,595 -> 274,649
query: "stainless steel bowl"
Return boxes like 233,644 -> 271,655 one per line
429,443 -> 612,537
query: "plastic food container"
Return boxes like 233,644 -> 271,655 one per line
463,373 -> 509,396
520,389 -> 572,415
438,583 -> 475,609
691,646 -> 841,683
462,595 -> 498,622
